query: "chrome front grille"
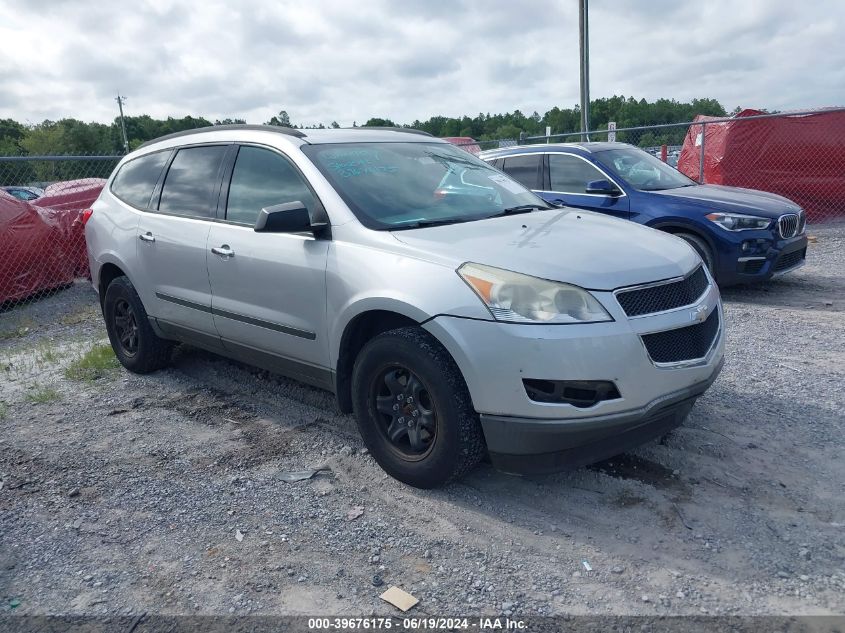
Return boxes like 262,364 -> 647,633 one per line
641,309 -> 720,365
616,266 -> 709,317
778,213 -> 800,238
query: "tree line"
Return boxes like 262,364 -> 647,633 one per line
0,96 -> 729,160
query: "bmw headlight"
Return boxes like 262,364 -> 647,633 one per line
706,212 -> 771,231
458,263 -> 612,324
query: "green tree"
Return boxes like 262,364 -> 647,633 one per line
266,110 -> 291,127
363,118 -> 396,127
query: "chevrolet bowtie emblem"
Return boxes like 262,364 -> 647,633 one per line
691,305 -> 708,323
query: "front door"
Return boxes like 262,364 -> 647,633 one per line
207,145 -> 331,384
135,144 -> 228,340
537,153 -> 630,219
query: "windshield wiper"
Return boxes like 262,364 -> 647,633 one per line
489,204 -> 550,218
391,217 -> 477,230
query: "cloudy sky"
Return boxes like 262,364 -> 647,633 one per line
1,0 -> 843,126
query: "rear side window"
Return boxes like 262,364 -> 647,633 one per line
549,154 -> 607,193
111,151 -> 170,209
225,146 -> 317,225
158,145 -> 227,218
501,154 -> 541,189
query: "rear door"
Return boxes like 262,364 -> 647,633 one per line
135,144 -> 229,343
499,153 -> 543,190
206,144 -> 331,385
537,152 -> 630,219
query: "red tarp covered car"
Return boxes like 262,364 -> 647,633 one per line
442,137 -> 482,155
677,109 -> 845,222
1,178 -> 105,303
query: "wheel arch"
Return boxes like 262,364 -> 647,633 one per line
97,261 -> 128,309
649,220 -> 717,253
334,308 -> 423,413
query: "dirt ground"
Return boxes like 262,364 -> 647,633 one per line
1,224 -> 843,618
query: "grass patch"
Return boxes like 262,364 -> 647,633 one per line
0,401 -> 8,419
24,385 -> 62,404
60,306 -> 99,326
33,339 -> 61,365
0,317 -> 36,340
65,343 -> 120,381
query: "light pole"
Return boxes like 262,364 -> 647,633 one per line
116,94 -> 129,153
578,0 -> 590,141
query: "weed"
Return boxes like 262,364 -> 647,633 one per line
0,401 -> 8,419
24,385 -> 62,404
60,306 -> 99,326
65,343 -> 120,381
0,317 -> 36,340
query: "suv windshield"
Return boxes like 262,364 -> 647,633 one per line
598,147 -> 696,191
302,142 -> 548,229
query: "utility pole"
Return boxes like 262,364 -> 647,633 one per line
116,94 -> 129,153
578,0 -> 590,141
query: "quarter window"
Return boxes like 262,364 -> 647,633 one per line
158,145 -> 227,218
549,154 -> 608,193
225,146 -> 317,225
111,150 -> 170,209
501,154 -> 541,189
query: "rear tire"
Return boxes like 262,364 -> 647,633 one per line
351,327 -> 485,488
675,232 -> 716,279
103,276 -> 172,374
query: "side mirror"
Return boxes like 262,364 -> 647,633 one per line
585,179 -> 622,196
254,201 -> 328,234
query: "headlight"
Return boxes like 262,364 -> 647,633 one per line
706,212 -> 771,231
458,263 -> 612,324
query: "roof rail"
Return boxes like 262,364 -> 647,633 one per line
137,124 -> 306,149
350,126 -> 433,137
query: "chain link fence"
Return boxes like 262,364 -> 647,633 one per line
1,156 -> 120,310
1,108 -> 843,314
454,108 -> 845,225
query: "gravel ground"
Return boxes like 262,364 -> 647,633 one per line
1,223 -> 843,618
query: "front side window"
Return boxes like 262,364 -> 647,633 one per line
501,154 -> 541,189
597,147 -> 695,191
225,146 -> 317,225
111,150 -> 170,209
302,142 -> 547,230
549,154 -> 608,193
158,145 -> 227,218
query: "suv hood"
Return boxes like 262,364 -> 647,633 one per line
650,184 -> 800,218
391,208 -> 699,290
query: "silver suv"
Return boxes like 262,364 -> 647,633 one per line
85,125 -> 724,488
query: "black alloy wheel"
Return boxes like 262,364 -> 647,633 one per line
372,365 -> 437,459
112,298 -> 139,356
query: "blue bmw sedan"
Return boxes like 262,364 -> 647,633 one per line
480,143 -> 808,286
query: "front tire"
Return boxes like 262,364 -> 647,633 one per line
351,327 -> 485,488
674,231 -> 716,278
103,276 -> 172,374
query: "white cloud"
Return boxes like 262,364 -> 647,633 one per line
0,0 -> 842,126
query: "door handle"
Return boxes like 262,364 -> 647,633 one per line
211,245 -> 235,258
139,232 -> 155,243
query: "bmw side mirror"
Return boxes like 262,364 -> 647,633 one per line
585,179 -> 622,196
254,201 -> 329,234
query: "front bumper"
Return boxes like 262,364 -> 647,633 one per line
482,356 -> 723,474
720,233 -> 808,285
423,276 -> 725,474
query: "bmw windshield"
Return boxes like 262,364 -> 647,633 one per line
303,142 -> 550,230
597,147 -> 697,191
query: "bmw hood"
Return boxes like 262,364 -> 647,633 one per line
650,184 -> 801,218
391,208 -> 700,291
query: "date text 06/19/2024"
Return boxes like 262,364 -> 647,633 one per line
307,617 -> 527,630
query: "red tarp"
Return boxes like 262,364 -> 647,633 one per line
677,109 -> 845,221
442,137 -> 482,155
1,178 -> 105,303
